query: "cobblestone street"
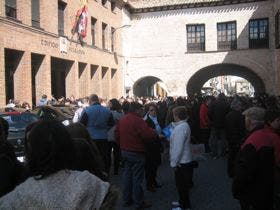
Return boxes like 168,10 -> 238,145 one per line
111,153 -> 240,210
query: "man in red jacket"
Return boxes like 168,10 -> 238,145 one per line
199,96 -> 212,153
116,102 -> 157,210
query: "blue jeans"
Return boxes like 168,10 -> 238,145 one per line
121,150 -> 145,208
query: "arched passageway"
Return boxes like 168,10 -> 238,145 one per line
187,64 -> 265,95
133,76 -> 167,97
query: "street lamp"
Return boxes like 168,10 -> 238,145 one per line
111,24 -> 131,52
110,24 -> 131,97
112,24 -> 131,34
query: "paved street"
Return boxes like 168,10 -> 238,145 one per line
111,152 -> 240,210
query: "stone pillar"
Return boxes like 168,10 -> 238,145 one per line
14,51 -> 32,105
35,55 -> 51,105
101,67 -> 110,99
90,65 -> 101,96
85,63 -> 91,97
0,46 -> 5,107
78,62 -> 88,98
66,61 -> 78,98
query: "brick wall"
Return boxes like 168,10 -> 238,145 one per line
0,0 -> 124,106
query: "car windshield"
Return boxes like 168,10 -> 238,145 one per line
0,113 -> 38,131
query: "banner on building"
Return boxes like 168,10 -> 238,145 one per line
71,2 -> 88,44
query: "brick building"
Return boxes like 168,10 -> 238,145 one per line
1,0 -> 280,106
0,0 -> 126,107
123,0 -> 280,96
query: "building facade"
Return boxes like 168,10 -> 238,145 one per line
123,0 -> 280,96
0,0 -> 125,107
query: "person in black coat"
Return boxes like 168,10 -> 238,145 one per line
144,103 -> 163,192
208,93 -> 230,158
225,97 -> 246,177
0,117 -> 24,197
232,107 -> 275,210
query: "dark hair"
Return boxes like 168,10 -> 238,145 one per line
71,138 -> 107,181
66,123 -> 107,181
25,120 -> 75,179
89,94 -> 99,103
265,108 -> 280,124
128,102 -> 143,113
172,106 -> 188,120
109,98 -> 122,111
121,101 -> 130,114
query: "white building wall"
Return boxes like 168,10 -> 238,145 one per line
124,1 -> 276,96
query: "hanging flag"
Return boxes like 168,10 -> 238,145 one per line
71,3 -> 88,43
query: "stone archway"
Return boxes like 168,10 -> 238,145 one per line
186,64 -> 265,95
133,76 -> 167,97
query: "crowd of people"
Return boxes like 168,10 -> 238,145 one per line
0,92 -> 280,210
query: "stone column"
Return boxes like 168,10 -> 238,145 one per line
35,55 -> 51,105
14,51 -> 32,105
90,65 -> 102,96
66,61 -> 79,98
78,62 -> 88,98
0,46 -> 5,107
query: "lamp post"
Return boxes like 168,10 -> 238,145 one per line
111,24 -> 131,97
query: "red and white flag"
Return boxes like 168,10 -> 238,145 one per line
72,5 -> 88,39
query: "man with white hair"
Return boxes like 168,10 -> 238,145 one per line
232,107 -> 275,210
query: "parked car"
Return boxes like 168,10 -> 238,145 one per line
0,112 -> 39,157
31,105 -> 76,126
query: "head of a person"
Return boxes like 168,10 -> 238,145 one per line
128,102 -> 144,117
147,103 -> 157,117
122,100 -> 130,114
66,122 -> 91,142
66,123 -> 107,180
265,108 -> 280,130
172,106 -> 188,122
108,98 -> 122,111
204,96 -> 212,105
230,96 -> 243,111
89,94 -> 99,105
242,107 -> 266,131
42,94 -> 47,99
24,120 -> 75,179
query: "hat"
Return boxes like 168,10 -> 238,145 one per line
242,107 -> 266,122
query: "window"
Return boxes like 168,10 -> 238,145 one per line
58,1 -> 66,36
276,11 -> 280,49
5,0 -> 17,19
217,21 -> 237,50
249,18 -> 269,49
111,27 -> 115,52
91,17 -> 97,46
32,0 -> 40,27
102,0 -> 107,6
111,1 -> 116,12
102,23 -> 107,49
186,24 -> 205,52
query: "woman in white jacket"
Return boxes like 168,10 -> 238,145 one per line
170,106 -> 193,210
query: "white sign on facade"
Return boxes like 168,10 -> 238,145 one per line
59,37 -> 68,54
